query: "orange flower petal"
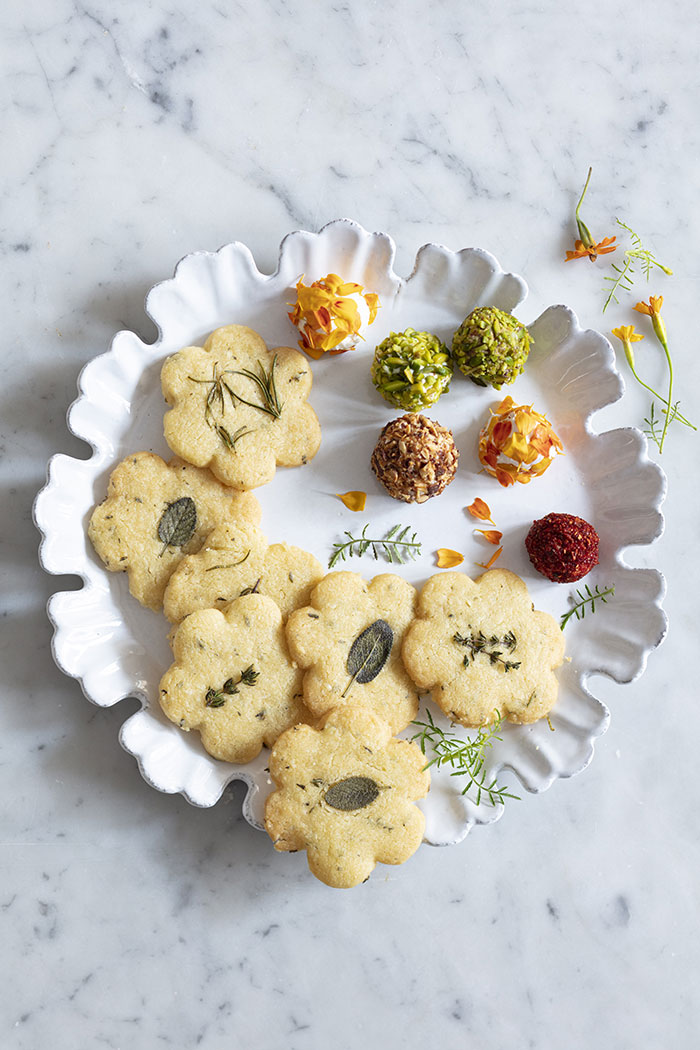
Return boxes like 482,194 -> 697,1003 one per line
336,491 -> 367,512
436,548 -> 464,568
467,498 -> 492,522
476,546 -> 503,570
474,529 -> 503,546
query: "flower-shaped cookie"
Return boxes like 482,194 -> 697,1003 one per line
163,524 -> 324,624
285,572 -> 419,733
163,521 -> 268,623
402,570 -> 566,727
159,594 -> 308,764
264,706 -> 430,888
161,324 -> 321,490
88,452 -> 261,611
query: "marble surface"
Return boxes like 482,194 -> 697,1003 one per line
3,0 -> 700,1046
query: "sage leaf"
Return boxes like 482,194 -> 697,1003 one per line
324,776 -> 380,811
158,496 -> 197,555
343,619 -> 393,697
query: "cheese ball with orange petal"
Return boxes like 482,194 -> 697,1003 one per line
288,273 -> 380,358
478,395 -> 563,487
159,594 -> 308,764
402,570 -> 565,727
265,706 -> 429,888
285,572 -> 419,733
162,324 -> 321,490
88,452 -> 261,611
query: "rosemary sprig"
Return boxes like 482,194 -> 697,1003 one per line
226,355 -> 283,419
453,630 -> 521,671
560,583 -> 615,630
328,523 -> 422,569
215,424 -> 254,450
411,708 -> 519,807
205,550 -> 251,572
602,220 -> 672,312
188,356 -> 281,452
204,665 -> 259,707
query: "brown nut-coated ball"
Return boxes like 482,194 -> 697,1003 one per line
370,414 -> 459,504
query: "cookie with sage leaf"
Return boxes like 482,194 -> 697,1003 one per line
402,569 -> 565,727
264,705 -> 430,888
88,452 -> 261,611
159,593 -> 309,764
163,523 -> 324,625
161,324 -> 321,490
285,571 -> 419,733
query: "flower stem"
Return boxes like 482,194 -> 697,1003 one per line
657,336 -> 674,453
575,167 -> 594,246
627,362 -> 695,430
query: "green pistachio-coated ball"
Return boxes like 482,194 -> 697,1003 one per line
451,307 -> 532,389
370,328 -> 452,411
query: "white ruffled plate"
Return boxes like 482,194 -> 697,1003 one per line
34,219 -> 667,846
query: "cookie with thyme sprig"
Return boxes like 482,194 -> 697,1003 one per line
159,593 -> 309,764
402,569 -> 565,727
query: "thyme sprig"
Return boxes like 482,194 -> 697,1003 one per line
560,583 -> 615,630
602,220 -> 672,312
453,630 -> 521,672
328,523 -> 422,569
205,665 -> 259,707
411,708 -> 519,807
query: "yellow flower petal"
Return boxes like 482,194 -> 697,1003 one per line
436,548 -> 464,568
466,498 -> 492,522
336,491 -> 367,512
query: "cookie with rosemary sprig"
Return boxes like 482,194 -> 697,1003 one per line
88,452 -> 261,611
163,521 -> 324,624
402,569 -> 565,727
159,593 -> 310,764
285,571 -> 419,734
265,705 -> 430,888
161,324 -> 321,490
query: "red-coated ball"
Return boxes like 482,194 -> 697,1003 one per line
525,513 -> 600,583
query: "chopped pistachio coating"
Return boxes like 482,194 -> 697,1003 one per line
451,307 -> 532,389
370,328 -> 452,411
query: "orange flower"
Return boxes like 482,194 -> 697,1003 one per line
436,548 -> 464,568
565,236 -> 617,262
564,168 -> 616,262
336,491 -> 367,512
466,498 -> 493,523
634,295 -> 667,345
633,295 -> 663,317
